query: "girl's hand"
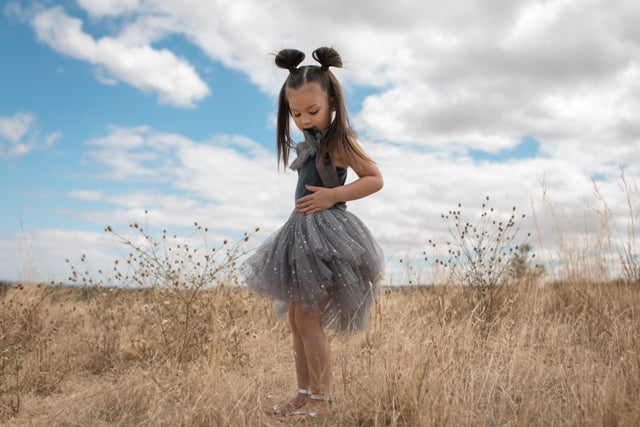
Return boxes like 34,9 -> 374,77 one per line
296,185 -> 336,215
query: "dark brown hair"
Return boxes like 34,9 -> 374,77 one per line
275,47 -> 370,168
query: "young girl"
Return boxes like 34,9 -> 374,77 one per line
243,47 -> 384,420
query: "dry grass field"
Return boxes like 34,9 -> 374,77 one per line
1,277 -> 638,426
2,186 -> 638,425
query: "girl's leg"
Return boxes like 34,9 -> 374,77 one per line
289,303 -> 311,390
292,303 -> 332,397
265,303 -> 310,415
281,303 -> 332,420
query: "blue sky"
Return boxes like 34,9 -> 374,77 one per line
2,0 -> 639,283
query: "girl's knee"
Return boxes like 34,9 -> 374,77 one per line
293,307 -> 322,335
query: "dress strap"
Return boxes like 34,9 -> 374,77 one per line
316,152 -> 340,188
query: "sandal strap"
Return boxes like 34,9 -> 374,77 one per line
298,388 -> 311,395
310,393 -> 335,403
288,410 -> 318,418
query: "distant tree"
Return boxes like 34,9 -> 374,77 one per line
509,243 -> 544,283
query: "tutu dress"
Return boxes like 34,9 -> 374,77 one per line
242,129 -> 384,333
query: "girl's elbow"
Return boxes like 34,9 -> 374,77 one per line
375,175 -> 384,192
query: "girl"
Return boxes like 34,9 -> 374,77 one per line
243,47 -> 384,421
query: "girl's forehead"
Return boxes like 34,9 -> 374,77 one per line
287,82 -> 327,98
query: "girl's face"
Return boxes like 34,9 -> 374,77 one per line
287,82 -> 333,132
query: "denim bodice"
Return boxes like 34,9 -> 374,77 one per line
289,129 -> 347,204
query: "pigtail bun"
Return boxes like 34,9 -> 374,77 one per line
275,49 -> 305,72
312,47 -> 342,70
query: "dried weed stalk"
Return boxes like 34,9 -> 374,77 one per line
431,196 -> 535,288
592,167 -> 639,285
65,214 -> 259,364
426,197 -> 540,330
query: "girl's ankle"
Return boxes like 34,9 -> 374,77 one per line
309,393 -> 335,404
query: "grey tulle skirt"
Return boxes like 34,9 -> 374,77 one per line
242,206 -> 384,334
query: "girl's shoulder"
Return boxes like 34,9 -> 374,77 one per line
331,136 -> 371,169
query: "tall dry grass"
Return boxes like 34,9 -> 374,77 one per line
2,174 -> 638,425
1,279 -> 638,426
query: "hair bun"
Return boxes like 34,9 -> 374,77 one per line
312,47 -> 342,70
275,49 -> 305,72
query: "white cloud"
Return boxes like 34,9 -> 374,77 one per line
0,112 -> 33,143
0,112 -> 60,157
44,132 -> 62,148
29,0 -> 638,159
76,0 -> 141,17
0,228 -> 114,284
68,190 -> 104,201
31,6 -> 210,107
81,126 -> 295,233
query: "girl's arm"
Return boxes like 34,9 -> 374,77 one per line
295,155 -> 383,215
332,156 -> 383,202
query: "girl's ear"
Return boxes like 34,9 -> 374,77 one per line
330,97 -> 337,112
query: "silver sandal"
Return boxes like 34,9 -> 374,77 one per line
269,388 -> 311,415
286,393 -> 335,418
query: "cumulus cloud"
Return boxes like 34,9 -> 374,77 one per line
356,1 -> 640,155
29,0 -> 639,160
31,6 -> 210,107
81,126 -> 295,233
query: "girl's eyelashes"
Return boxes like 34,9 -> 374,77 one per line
291,110 -> 319,117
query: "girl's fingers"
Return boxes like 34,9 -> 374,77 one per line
296,186 -> 334,214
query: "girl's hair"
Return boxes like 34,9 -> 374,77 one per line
275,47 -> 371,168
